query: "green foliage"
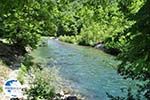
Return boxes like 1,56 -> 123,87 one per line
59,35 -> 80,44
57,0 -> 135,47
118,0 -> 145,16
26,67 -> 60,100
109,0 -> 150,99
54,0 -> 83,36
17,64 -> 27,84
3,10 -> 41,49
0,0 -> 56,50
117,0 -> 149,80
106,0 -> 145,51
107,88 -> 142,100
22,54 -> 34,70
27,78 -> 55,100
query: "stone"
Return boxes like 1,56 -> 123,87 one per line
63,88 -> 70,95
65,96 -> 78,100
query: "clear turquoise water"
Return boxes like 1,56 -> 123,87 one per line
31,39 -> 135,100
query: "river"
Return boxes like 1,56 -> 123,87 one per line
31,39 -> 136,100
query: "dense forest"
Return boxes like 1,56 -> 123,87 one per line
0,0 -> 150,99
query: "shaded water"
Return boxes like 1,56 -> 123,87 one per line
31,39 -> 135,100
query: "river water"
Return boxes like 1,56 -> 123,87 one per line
31,39 -> 136,100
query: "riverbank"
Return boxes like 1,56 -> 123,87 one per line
0,40 -> 23,99
0,39 -> 84,100
58,37 -> 121,56
0,40 -> 26,99
0,62 -> 84,100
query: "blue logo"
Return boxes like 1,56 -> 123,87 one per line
3,79 -> 23,98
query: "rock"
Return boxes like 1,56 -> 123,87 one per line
63,88 -> 70,95
25,47 -> 32,53
95,43 -> 103,48
13,63 -> 21,67
49,37 -> 56,39
65,96 -> 78,100
94,42 -> 106,51
60,90 -> 65,96
56,90 -> 64,98
94,42 -> 121,56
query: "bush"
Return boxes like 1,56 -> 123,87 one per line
17,64 -> 27,84
27,78 -> 55,100
59,35 -> 76,44
26,67 -> 60,100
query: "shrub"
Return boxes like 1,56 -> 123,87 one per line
26,67 -> 60,100
17,64 -> 27,84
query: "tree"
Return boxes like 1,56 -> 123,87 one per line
118,0 -> 149,80
0,0 -> 55,50
117,0 -> 150,99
